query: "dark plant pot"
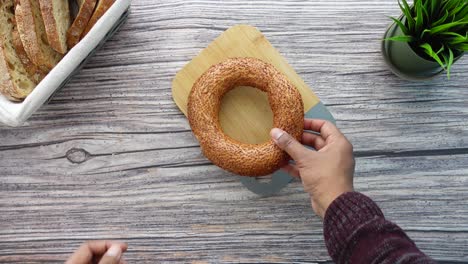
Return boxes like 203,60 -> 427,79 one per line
382,17 -> 463,81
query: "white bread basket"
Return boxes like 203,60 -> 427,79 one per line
0,0 -> 131,126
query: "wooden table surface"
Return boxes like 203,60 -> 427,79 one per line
1,1 -> 467,263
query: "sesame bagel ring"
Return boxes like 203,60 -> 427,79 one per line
188,57 -> 304,176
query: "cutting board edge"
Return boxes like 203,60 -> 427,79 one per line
171,23 -> 320,116
171,25 -> 260,115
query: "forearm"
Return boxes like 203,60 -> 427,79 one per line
323,192 -> 435,264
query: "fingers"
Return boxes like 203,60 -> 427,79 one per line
302,132 -> 326,150
304,119 -> 342,141
65,241 -> 127,264
303,119 -> 327,132
98,244 -> 123,264
65,242 -> 98,264
281,163 -> 300,178
270,128 -> 308,162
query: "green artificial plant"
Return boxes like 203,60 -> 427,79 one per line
387,0 -> 468,78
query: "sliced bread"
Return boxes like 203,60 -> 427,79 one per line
0,0 -> 37,101
81,0 -> 115,38
66,0 -> 97,49
15,0 -> 63,72
38,0 -> 71,54
12,27 -> 46,82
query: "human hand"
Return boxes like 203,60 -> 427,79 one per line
270,119 -> 355,218
65,240 -> 128,264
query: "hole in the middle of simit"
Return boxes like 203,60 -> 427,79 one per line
219,86 -> 274,145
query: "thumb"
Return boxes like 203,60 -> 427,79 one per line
98,245 -> 122,264
271,128 -> 308,162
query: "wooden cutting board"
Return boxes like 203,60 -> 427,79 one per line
172,24 -> 320,144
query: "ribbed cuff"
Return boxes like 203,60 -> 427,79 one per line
323,192 -> 384,262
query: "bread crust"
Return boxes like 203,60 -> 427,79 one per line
15,0 -> 62,72
66,0 -> 97,49
187,58 -> 304,176
81,0 -> 115,38
38,0 -> 70,54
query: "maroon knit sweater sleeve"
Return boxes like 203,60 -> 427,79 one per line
323,192 -> 436,264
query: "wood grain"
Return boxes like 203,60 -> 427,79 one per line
1,0 -> 467,263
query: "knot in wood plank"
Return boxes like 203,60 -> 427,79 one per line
66,148 -> 90,164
